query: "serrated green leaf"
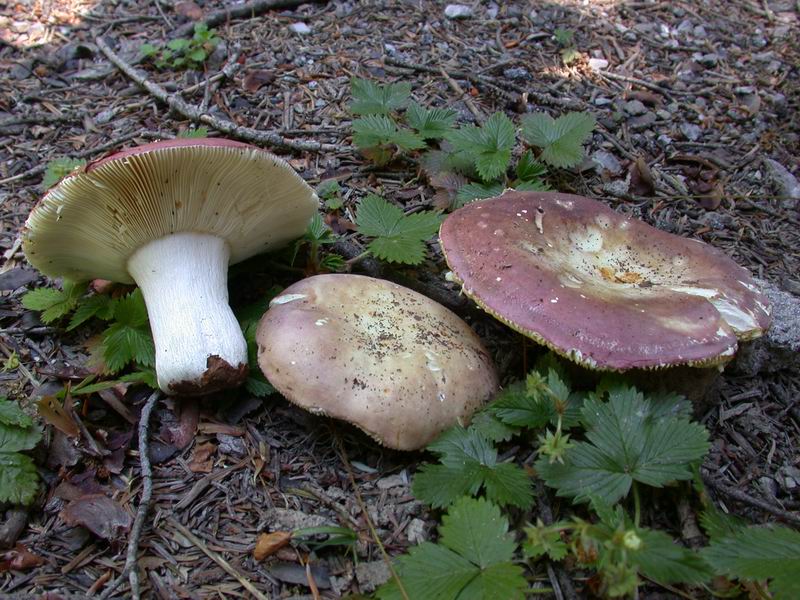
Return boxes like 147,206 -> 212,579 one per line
469,411 -> 518,443
455,182 -> 505,207
521,111 -> 595,168
445,113 -> 515,182
492,372 -> 581,430
698,507 -> 746,541
377,498 -> 526,600
0,420 -> 41,453
537,388 -> 709,504
524,520 -> 569,561
102,321 -> 155,373
703,526 -> 800,598
140,43 -> 158,57
316,179 -> 342,200
0,399 -> 32,428
22,280 -> 86,324
352,115 -> 425,158
41,157 -> 87,189
187,48 -> 206,62
112,288 -> 149,327
406,102 -> 457,139
515,150 -> 548,181
178,127 -> 209,138
167,38 -> 191,51
412,427 -> 532,508
119,369 -> 158,389
245,375 -> 275,398
0,453 -> 39,505
351,78 -> 412,115
513,179 -> 551,192
632,528 -> 712,584
67,294 -> 116,330
356,195 -> 441,264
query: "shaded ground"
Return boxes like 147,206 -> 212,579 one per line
1,0 -> 799,597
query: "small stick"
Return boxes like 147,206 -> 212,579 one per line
99,390 -> 161,600
168,518 -> 270,600
95,36 -> 345,154
174,0 -> 327,38
702,474 -> 800,526
438,67 -> 483,122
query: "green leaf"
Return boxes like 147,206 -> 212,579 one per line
412,426 -> 532,508
167,38 -> 191,51
554,28 -> 574,47
492,370 -> 582,430
455,182 -> 505,207
0,453 -> 39,505
245,374 -> 275,398
0,420 -> 41,453
377,497 -> 526,600
22,281 -> 85,324
406,102 -> 457,139
316,179 -> 342,200
178,127 -> 210,138
356,195 -> 441,265
101,289 -> 154,373
41,157 -> 86,189
632,528 -> 712,585
119,369 -> 158,389
140,43 -> 158,57
515,150 -> 548,182
350,78 -> 411,115
469,411 -> 518,443
537,387 -> 709,504
67,294 -> 116,331
445,113 -> 515,181
524,520 -> 569,561
0,399 -> 32,428
352,115 -> 425,159
703,526 -> 800,599
698,507 -> 746,541
521,111 -> 595,168
187,48 -> 206,63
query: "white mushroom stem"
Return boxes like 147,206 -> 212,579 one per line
127,232 -> 247,394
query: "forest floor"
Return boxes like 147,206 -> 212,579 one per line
1,0 -> 799,598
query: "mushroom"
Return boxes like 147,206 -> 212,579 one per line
22,138 -> 318,394
439,190 -> 771,371
256,274 -> 499,450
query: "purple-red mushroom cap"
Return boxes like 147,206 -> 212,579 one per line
438,190 -> 771,371
22,138 -> 318,395
256,274 -> 499,451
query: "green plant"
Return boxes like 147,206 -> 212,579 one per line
41,157 -> 86,189
317,179 -> 344,210
177,126 -> 210,138
141,23 -> 221,70
554,28 -> 580,64
354,194 -> 442,264
0,397 -> 41,505
377,497 -> 527,600
347,78 -> 596,210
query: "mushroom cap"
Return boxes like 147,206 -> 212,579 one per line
256,274 -> 499,451
439,190 -> 771,370
22,138 -> 318,283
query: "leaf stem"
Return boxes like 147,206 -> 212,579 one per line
345,250 -> 371,267
632,482 -> 642,528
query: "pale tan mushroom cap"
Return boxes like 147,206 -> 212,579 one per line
256,274 -> 499,451
22,138 -> 318,283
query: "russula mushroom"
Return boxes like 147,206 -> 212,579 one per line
256,274 -> 499,450
439,190 -> 771,371
23,138 -> 318,394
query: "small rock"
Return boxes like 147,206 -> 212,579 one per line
693,52 -> 719,67
587,58 -> 608,71
503,66 -> 530,81
656,134 -> 674,148
680,122 -> 703,141
355,561 -> 391,593
593,96 -> 612,106
289,22 -> 311,35
693,25 -> 708,39
592,150 -> 623,176
700,212 -> 734,230
656,109 -> 673,121
676,19 -> 694,35
376,473 -> 407,490
603,178 -> 630,198
265,509 -> 335,532
733,279 -> 800,375
628,112 -> 656,131
486,3 -> 499,19
763,158 -> 800,199
444,4 -> 472,19
778,466 -> 800,491
624,99 -> 648,116
216,433 -> 246,456
758,476 -> 779,498
406,518 -> 428,544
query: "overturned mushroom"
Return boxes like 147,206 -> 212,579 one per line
439,190 -> 770,371
23,138 -> 318,394
256,274 -> 498,450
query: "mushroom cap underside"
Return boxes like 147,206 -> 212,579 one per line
439,190 -> 771,370
256,274 -> 499,451
23,138 -> 318,283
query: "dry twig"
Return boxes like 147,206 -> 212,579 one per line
702,474 -> 800,526
174,0 -> 327,38
95,36 -> 346,154
99,390 -> 161,600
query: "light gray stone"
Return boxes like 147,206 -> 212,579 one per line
444,4 -> 472,19
355,561 -> 391,592
592,150 -> 623,176
733,280 -> 800,375
264,509 -> 335,532
764,158 -> 800,200
289,22 -> 311,35
624,99 -> 648,115
588,58 -> 609,71
680,122 -> 703,141
406,518 -> 428,544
